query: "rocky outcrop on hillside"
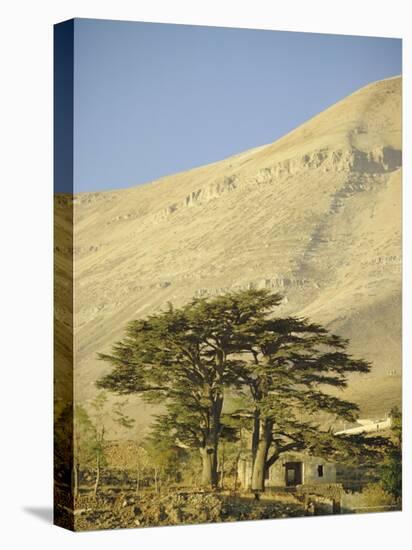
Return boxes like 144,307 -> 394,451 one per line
54,76 -> 402,426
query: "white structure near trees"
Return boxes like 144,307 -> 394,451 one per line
237,412 -> 394,490
334,415 -> 392,436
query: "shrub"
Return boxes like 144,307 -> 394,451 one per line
362,483 -> 398,510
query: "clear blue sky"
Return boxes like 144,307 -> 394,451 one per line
72,19 -> 401,193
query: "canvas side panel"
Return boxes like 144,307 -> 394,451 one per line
53,19 -> 75,532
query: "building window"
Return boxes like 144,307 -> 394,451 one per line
317,465 -> 324,477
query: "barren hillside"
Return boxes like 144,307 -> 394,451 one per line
55,76 -> 402,429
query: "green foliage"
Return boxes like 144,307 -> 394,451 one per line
362,483 -> 398,509
380,407 -> 402,500
145,415 -> 191,483
112,400 -> 135,429
73,392 -> 136,487
74,404 -> 96,467
97,289 -> 386,487
88,392 -> 108,469
97,289 -> 285,485
219,297 -> 377,472
389,406 -> 402,446
380,453 -> 402,500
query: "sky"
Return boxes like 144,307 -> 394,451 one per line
71,18 -> 401,193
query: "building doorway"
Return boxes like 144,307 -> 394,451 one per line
285,462 -> 303,486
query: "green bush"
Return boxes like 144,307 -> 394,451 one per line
362,483 -> 398,510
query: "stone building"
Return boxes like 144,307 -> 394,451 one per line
238,451 -> 336,490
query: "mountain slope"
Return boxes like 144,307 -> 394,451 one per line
58,76 -> 402,421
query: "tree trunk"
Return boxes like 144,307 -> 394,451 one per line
220,443 -> 226,489
93,454 -> 100,497
72,463 -> 79,498
200,447 -> 214,487
154,466 -> 159,494
251,418 -> 273,492
93,426 -> 104,498
200,394 -> 223,488
135,469 -> 140,495
251,408 -> 260,466
251,440 -> 269,492
233,452 -> 241,492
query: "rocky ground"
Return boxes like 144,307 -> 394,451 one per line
70,489 -> 306,531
